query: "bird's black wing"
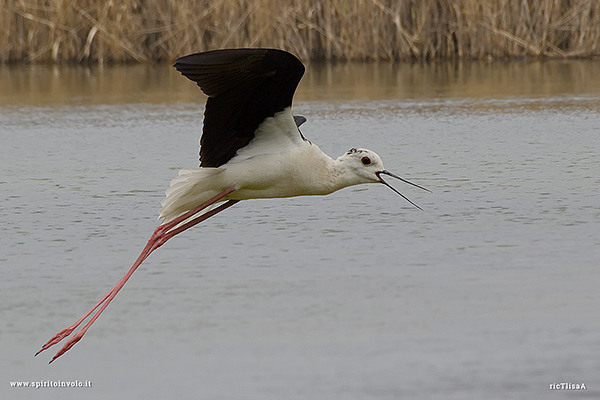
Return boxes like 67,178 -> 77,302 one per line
293,115 -> 307,127
174,48 -> 305,167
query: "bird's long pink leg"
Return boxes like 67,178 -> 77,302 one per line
36,187 -> 238,363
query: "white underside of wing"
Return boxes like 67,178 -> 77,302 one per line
226,107 -> 307,165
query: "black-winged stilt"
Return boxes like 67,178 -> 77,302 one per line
36,48 -> 429,363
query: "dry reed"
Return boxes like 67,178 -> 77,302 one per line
1,0 -> 599,63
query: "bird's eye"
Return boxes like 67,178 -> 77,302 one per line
361,156 -> 371,165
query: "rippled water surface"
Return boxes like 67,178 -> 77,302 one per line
2,60 -> 600,399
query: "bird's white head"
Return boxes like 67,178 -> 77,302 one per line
337,147 -> 430,210
337,148 -> 385,183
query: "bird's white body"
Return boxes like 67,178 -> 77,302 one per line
159,108 -> 384,223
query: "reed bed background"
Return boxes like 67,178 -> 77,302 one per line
2,0 -> 600,63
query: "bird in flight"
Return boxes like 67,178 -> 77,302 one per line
36,48 -> 429,363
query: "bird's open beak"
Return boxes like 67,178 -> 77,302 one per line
375,170 -> 431,211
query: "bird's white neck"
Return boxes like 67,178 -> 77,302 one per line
329,156 -> 366,190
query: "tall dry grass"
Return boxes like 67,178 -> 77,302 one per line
1,0 -> 600,63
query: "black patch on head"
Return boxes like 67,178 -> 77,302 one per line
347,148 -> 368,155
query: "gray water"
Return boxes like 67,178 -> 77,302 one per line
1,60 -> 600,399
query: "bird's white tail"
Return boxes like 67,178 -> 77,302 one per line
159,168 -> 225,223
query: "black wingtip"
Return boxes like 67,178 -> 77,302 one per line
173,48 -> 306,168
293,115 -> 307,127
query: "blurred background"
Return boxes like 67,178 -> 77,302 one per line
2,0 -> 600,63
2,1 -> 599,399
